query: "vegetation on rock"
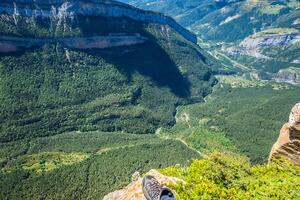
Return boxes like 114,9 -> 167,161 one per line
160,152 -> 300,200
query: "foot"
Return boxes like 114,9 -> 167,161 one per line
142,175 -> 175,200
142,175 -> 162,200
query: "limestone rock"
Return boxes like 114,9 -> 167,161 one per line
103,169 -> 182,200
269,103 -> 300,166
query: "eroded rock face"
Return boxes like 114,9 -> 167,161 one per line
240,34 -> 300,49
269,103 -> 300,166
274,67 -> 300,85
103,169 -> 182,200
226,31 -> 300,59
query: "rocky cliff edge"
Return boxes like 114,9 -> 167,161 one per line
269,103 -> 300,166
103,169 -> 182,200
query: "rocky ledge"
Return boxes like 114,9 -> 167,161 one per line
269,103 -> 300,166
0,34 -> 147,52
103,169 -> 182,200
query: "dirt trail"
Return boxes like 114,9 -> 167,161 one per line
158,135 -> 202,157
96,136 -> 202,157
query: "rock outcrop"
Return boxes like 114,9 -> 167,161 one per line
226,29 -> 300,59
0,0 -> 197,44
103,169 -> 182,200
240,33 -> 300,50
273,67 -> 300,85
269,103 -> 300,166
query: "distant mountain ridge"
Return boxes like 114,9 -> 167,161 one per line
121,0 -> 300,74
0,0 -> 197,43
120,0 -> 300,41
121,0 -> 243,28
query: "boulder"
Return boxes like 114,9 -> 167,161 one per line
269,103 -> 300,166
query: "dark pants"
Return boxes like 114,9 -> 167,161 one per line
161,196 -> 175,200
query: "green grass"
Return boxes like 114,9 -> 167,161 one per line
2,152 -> 90,175
163,126 -> 237,154
215,75 -> 267,88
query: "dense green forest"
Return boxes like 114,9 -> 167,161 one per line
167,83 -> 300,163
0,131 -> 199,199
0,23 -> 216,143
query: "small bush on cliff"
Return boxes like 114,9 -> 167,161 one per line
160,152 -> 300,200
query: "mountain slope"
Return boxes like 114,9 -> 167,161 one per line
121,0 -> 299,41
121,0 -> 300,74
0,0 -> 217,142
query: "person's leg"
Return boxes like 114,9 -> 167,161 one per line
160,195 -> 176,200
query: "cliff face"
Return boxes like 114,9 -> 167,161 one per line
0,0 -> 197,44
226,30 -> 300,59
274,67 -> 300,84
240,33 -> 300,50
269,103 -> 300,166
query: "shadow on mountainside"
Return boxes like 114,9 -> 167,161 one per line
85,32 -> 191,98
0,14 -> 193,98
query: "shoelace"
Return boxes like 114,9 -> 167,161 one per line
145,181 -> 161,200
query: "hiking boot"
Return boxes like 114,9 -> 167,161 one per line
142,175 -> 175,200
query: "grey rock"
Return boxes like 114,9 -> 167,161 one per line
241,33 -> 300,49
